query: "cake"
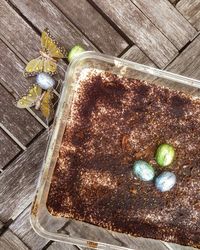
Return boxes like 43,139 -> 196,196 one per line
47,70 -> 200,248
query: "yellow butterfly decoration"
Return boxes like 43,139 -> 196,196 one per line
17,84 -> 54,119
24,28 -> 67,77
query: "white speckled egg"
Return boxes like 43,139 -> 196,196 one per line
36,73 -> 55,90
155,171 -> 176,192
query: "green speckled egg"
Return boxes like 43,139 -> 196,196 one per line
155,144 -> 175,167
133,160 -> 155,181
68,45 -> 85,62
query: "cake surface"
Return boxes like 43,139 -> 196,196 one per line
47,71 -> 200,248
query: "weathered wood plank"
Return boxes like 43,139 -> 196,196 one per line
176,0 -> 200,31
165,34 -> 200,79
9,0 -> 96,51
47,242 -> 78,250
152,35 -> 200,97
51,0 -> 128,56
0,1 -> 40,61
111,233 -> 168,250
132,0 -> 196,49
164,242 -> 197,250
0,230 -> 29,250
61,220 -> 121,246
120,46 -> 157,82
0,128 -> 20,169
0,129 -> 49,222
152,35 -> 200,103
9,206 -> 49,250
91,0 -> 178,68
121,45 -> 156,67
61,220 -> 167,250
0,38 -> 33,96
168,0 -> 177,4
0,220 -> 3,229
0,84 -> 43,145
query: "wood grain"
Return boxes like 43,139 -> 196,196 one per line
51,0 -> 128,56
91,0 -> 178,68
9,0 -> 96,51
120,46 -> 157,82
61,220 -> 167,250
47,242 -> 78,250
168,0 -> 178,4
152,35 -> 200,105
121,45 -> 156,67
0,128 -> 20,169
165,34 -> 200,79
10,206 -> 49,250
0,1 -> 40,61
0,221 -> 4,232
0,84 -> 43,145
111,233 -> 168,250
0,230 -> 29,250
0,38 -> 33,96
61,220 -> 121,247
164,242 -> 197,250
176,0 -> 200,31
132,0 -> 196,49
0,129 -> 49,222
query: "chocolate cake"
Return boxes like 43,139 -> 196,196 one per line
47,70 -> 200,248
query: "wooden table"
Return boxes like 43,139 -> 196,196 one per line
0,0 -> 199,249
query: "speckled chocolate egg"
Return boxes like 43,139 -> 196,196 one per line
133,160 -> 155,181
155,171 -> 176,192
155,143 -> 175,167
36,72 -> 55,90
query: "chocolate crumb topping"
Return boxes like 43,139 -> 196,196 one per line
47,71 -> 200,248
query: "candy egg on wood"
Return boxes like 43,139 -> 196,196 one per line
155,171 -> 176,192
36,72 -> 55,90
133,160 -> 155,181
68,45 -> 85,63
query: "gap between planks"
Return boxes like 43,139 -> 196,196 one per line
0,123 -> 26,151
87,0 -> 134,46
162,32 -> 200,70
130,0 -> 197,50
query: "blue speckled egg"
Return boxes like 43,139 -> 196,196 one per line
155,171 -> 176,192
133,160 -> 155,181
36,73 -> 55,90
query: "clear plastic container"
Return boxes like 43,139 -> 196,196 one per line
30,52 -> 200,250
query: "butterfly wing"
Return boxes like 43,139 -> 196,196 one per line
40,89 -> 54,119
17,85 -> 42,108
41,28 -> 67,59
24,57 -> 44,77
43,59 -> 57,75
